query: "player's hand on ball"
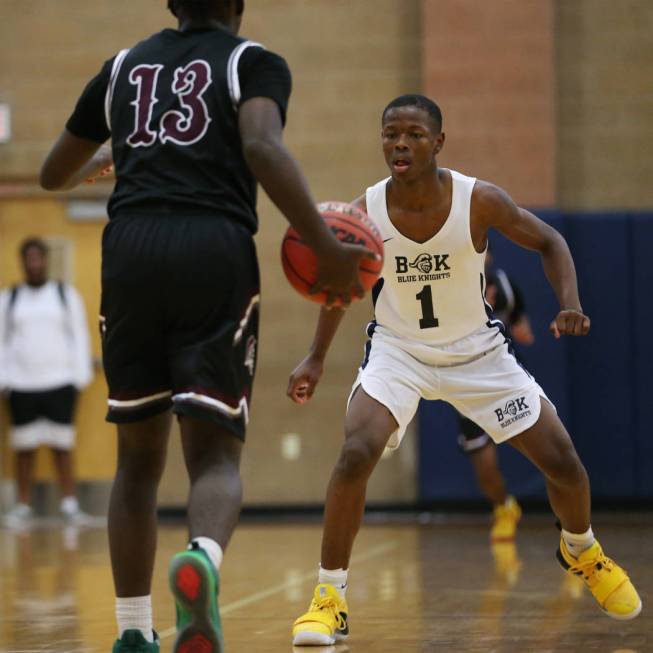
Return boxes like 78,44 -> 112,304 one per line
549,309 -> 590,338
313,242 -> 377,308
287,354 -> 324,404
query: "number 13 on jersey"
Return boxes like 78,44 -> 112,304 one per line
127,59 -> 213,148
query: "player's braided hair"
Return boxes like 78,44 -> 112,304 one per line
167,0 -> 244,19
383,94 -> 443,133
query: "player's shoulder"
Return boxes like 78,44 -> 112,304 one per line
351,193 -> 367,214
237,41 -> 290,74
355,176 -> 393,216
470,179 -> 517,219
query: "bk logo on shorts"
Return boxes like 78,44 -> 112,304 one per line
495,396 -> 530,426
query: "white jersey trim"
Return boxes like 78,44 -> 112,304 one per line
227,41 -> 264,109
104,48 -> 131,132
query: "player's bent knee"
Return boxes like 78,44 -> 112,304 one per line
337,430 -> 384,480
545,446 -> 587,486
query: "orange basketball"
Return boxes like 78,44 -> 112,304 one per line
281,201 -> 384,305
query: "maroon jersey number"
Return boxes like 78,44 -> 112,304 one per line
127,60 -> 213,148
126,64 -> 164,148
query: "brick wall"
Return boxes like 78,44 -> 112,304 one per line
556,0 -> 653,209
0,0 -> 422,503
421,0 -> 653,211
422,0 -> 556,208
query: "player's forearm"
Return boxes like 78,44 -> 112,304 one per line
541,232 -> 582,311
309,307 -> 346,361
243,139 -> 339,256
53,158 -> 105,190
40,132 -> 108,191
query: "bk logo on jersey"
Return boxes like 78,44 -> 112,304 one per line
395,253 -> 450,274
409,253 -> 434,273
495,396 -> 531,427
394,253 -> 451,284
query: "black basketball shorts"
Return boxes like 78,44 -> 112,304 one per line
8,385 -> 78,426
456,412 -> 491,454
100,214 -> 260,439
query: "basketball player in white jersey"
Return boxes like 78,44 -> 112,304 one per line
288,95 -> 641,646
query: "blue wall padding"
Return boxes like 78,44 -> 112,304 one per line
631,213 -> 653,495
565,214 -> 636,496
418,212 -> 653,501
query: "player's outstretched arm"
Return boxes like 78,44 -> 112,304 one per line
40,132 -> 112,191
287,306 -> 346,404
475,182 -> 590,338
239,97 -> 376,306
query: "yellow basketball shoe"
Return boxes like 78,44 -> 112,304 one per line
292,584 -> 348,646
556,538 -> 642,620
490,496 -> 521,542
491,541 -> 522,586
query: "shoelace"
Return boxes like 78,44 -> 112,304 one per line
311,597 -> 347,629
567,551 -> 615,581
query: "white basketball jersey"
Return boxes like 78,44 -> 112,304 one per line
366,169 -> 490,346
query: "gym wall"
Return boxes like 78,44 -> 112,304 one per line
0,0 -> 422,506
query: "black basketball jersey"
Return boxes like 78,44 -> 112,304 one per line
66,27 -> 292,233
486,267 -> 525,326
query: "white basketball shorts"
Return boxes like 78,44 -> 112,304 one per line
11,419 -> 75,451
348,326 -> 552,450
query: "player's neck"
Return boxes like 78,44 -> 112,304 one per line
178,18 -> 233,33
389,167 -> 447,211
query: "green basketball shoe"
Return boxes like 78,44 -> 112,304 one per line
112,630 -> 160,653
169,546 -> 224,653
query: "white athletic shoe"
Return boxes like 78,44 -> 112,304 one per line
2,503 -> 34,528
61,507 -> 97,526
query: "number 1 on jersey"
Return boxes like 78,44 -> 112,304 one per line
416,285 -> 439,329
127,65 -> 164,147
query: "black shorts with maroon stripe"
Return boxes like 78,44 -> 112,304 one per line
100,212 -> 260,439
457,412 -> 491,454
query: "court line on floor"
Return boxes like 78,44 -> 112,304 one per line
159,539 -> 398,640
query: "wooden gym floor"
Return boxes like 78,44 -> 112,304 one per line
0,513 -> 650,652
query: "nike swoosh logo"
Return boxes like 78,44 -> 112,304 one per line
383,237 -> 394,243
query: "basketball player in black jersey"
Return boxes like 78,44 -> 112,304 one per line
40,2 -> 372,652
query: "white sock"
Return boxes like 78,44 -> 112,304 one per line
60,496 -> 79,514
189,537 -> 223,571
319,566 -> 348,599
116,595 -> 153,642
562,526 -> 595,558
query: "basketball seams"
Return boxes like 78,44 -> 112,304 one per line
321,214 -> 384,257
281,202 -> 384,304
281,244 -> 314,291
